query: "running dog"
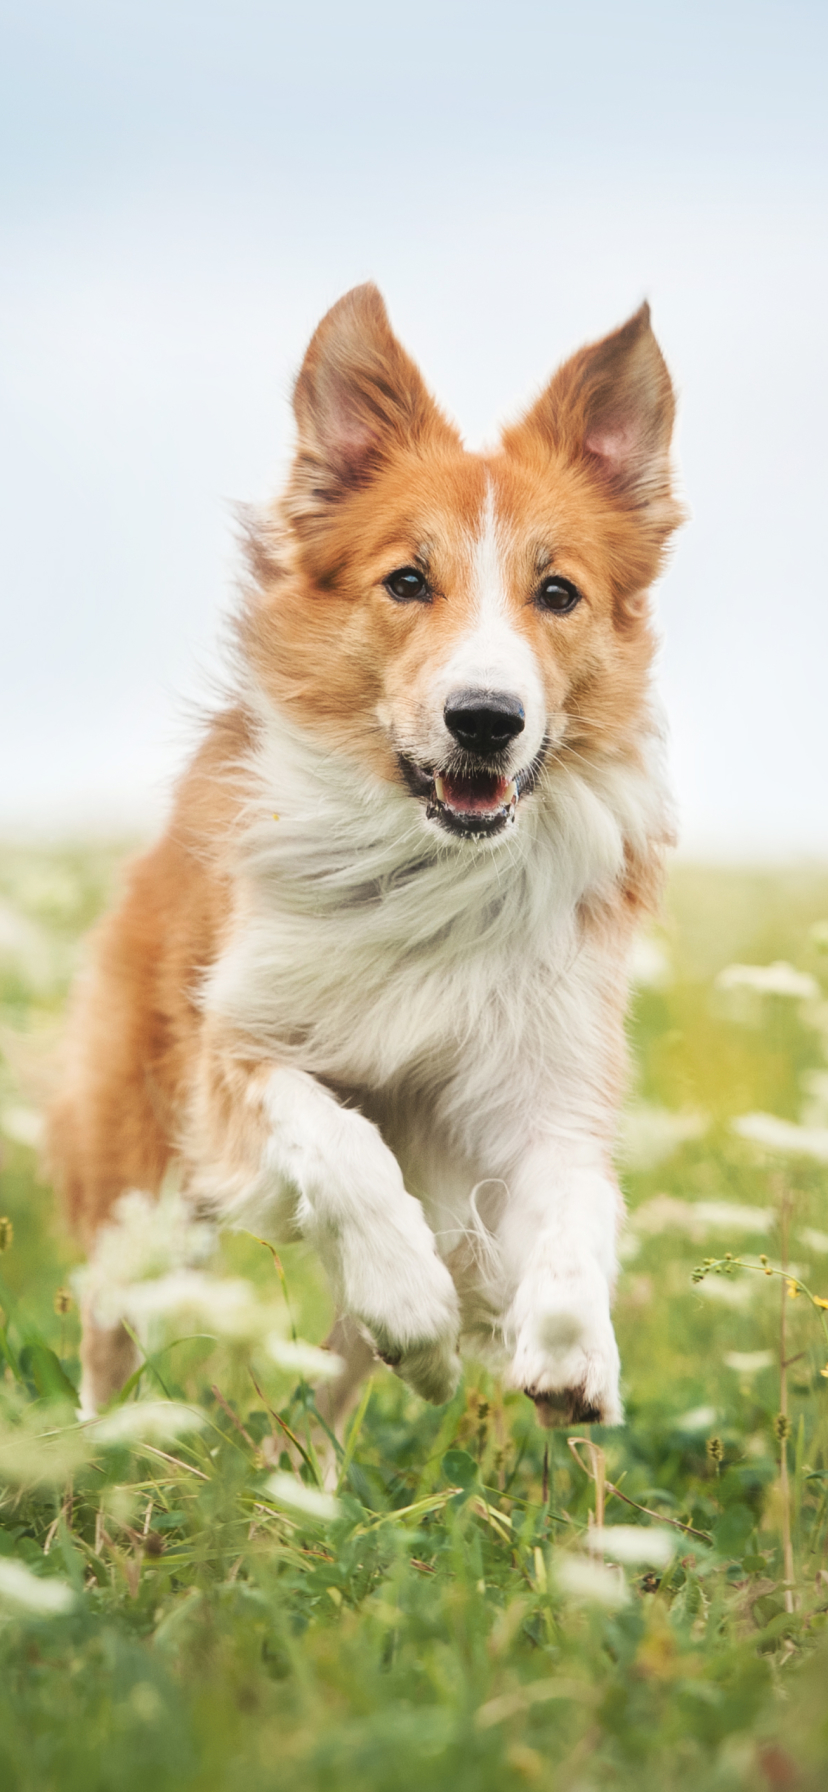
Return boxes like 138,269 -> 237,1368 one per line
49,284 -> 682,1427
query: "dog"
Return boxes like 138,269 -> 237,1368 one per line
48,284 -> 682,1428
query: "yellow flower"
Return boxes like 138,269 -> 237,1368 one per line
0,1218 -> 12,1253
787,1280 -> 801,1299
814,1297 -> 828,1310
821,1365 -> 828,1380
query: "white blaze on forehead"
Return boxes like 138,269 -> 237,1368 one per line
439,484 -> 545,744
471,482 -> 509,630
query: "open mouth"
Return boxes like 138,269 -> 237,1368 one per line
428,768 -> 518,836
399,757 -> 538,837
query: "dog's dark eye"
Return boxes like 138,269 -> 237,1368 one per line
535,575 -> 582,615
384,566 -> 430,603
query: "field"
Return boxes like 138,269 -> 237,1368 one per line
1,846 -> 828,1791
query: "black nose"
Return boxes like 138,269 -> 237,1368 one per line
444,689 -> 526,756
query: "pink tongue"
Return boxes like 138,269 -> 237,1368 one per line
442,772 -> 509,814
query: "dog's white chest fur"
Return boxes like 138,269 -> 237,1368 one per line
194,704 -> 671,1428
205,704 -> 668,1156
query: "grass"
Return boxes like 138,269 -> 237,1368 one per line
1,846 -> 828,1789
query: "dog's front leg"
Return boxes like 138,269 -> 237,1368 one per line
210,1065 -> 461,1405
498,1139 -> 623,1427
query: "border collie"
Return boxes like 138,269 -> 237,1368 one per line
49,285 -> 682,1427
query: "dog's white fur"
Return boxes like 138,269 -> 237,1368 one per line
192,579 -> 671,1420
54,289 -> 680,1427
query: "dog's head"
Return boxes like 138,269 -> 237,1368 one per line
246,285 -> 682,841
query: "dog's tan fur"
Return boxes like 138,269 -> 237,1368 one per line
48,286 -> 682,1420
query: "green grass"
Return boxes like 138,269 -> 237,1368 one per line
1,847 -> 828,1790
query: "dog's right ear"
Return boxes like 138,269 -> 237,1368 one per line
287,285 -> 457,533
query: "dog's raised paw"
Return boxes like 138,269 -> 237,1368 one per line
344,1212 -> 462,1405
373,1330 -> 461,1405
526,1387 -> 604,1429
508,1271 -> 623,1429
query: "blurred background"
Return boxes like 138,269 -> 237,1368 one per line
2,15 -> 828,1778
1,0 -> 826,855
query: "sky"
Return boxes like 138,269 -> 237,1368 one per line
1,0 -> 826,856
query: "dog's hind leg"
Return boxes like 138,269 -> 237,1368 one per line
312,1316 -> 378,1488
78,1299 -> 140,1420
316,1314 -> 377,1437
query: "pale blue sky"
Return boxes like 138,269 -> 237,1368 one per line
1,0 -> 826,852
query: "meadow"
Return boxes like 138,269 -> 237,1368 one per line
1,844 -> 828,1791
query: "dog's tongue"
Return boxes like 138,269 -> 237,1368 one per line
437,771 -> 511,815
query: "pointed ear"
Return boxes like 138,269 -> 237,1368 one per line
287,284 -> 457,531
504,303 -> 678,521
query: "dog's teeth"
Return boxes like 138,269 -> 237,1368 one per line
505,779 -> 517,804
433,775 -> 446,803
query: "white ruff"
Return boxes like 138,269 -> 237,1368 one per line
197,682 -> 672,1419
204,692 -> 671,1164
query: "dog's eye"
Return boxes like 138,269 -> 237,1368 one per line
384,566 -> 430,603
535,575 -> 582,615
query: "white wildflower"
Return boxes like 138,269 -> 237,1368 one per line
0,1418 -> 91,1487
716,962 -> 819,999
129,1682 -> 164,1722
632,1195 -> 772,1240
75,1185 -> 227,1339
75,1187 -> 214,1316
266,1337 -> 344,1381
724,1350 -> 775,1375
695,1276 -> 756,1307
676,1405 -> 717,1432
585,1525 -> 674,1568
12,863 -> 80,922
733,1112 -> 828,1163
0,1105 -> 43,1149
265,1473 -> 341,1522
620,1105 -> 707,1171
617,1231 -> 641,1263
554,1556 -> 629,1610
799,1227 -> 828,1255
0,901 -> 58,992
692,1199 -> 768,1234
101,1267 -> 281,1343
809,999 -> 828,1046
91,1400 -> 206,1446
0,1559 -> 75,1617
630,935 -> 672,989
99,1484 -> 140,1527
800,1070 -> 828,1129
75,1185 -> 325,1370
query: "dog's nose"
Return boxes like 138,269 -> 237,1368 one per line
444,690 -> 525,755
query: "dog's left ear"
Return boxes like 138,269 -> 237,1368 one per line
504,303 -> 679,533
